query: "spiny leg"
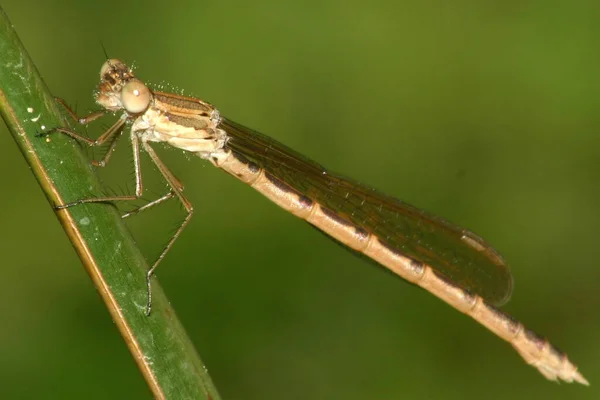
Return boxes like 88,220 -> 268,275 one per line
121,157 -> 184,218
121,190 -> 177,219
121,168 -> 183,219
50,98 -> 124,160
55,97 -> 107,125
40,117 -> 126,149
39,98 -> 128,169
141,141 -> 194,315
91,121 -> 126,168
51,126 -> 143,208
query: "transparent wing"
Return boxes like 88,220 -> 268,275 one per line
222,118 -> 513,306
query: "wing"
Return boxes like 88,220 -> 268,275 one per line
222,118 -> 513,306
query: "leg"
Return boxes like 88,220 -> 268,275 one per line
38,116 -> 126,148
141,141 -> 194,315
41,98 -> 127,167
55,97 -> 107,125
122,191 -> 177,219
55,126 -> 142,209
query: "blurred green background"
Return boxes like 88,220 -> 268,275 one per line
1,1 -> 598,399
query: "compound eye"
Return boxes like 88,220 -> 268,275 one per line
121,80 -> 151,114
100,59 -> 124,79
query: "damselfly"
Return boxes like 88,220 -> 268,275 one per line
42,59 -> 587,385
